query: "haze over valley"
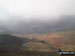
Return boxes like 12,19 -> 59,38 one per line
0,0 -> 75,56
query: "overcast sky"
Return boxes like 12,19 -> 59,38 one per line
0,0 -> 75,20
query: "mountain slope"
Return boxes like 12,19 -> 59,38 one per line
13,30 -> 75,51
0,34 -> 31,51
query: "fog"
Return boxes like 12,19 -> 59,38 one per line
0,0 -> 75,18
0,0 -> 75,34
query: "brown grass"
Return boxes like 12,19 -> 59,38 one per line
12,31 -> 75,51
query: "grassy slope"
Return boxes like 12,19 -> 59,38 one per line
12,30 -> 75,51
0,31 -> 75,56
55,30 -> 75,51
0,34 -> 57,52
23,42 -> 56,52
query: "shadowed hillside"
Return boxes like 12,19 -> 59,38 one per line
0,34 -> 57,52
0,34 -> 58,56
0,34 -> 32,51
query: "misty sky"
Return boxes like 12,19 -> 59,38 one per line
0,0 -> 75,34
0,0 -> 75,20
